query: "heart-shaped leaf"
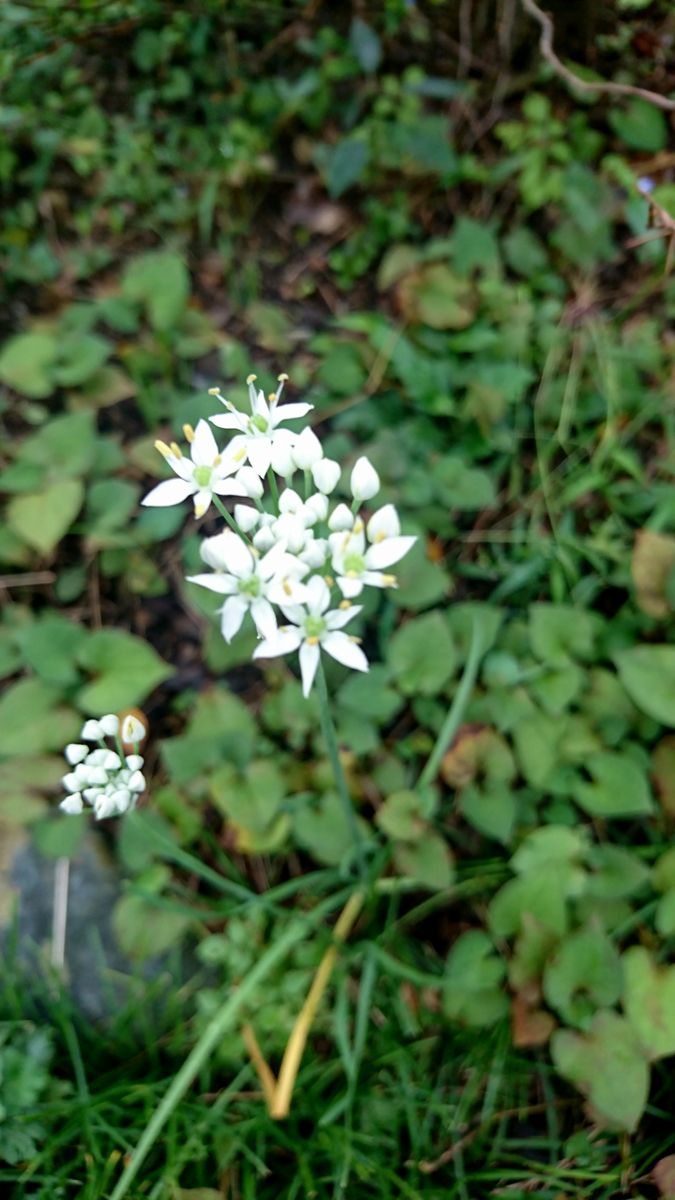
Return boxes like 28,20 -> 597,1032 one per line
551,1011 -> 649,1132
623,946 -> 675,1061
76,629 -> 172,713
8,479 -> 84,555
615,645 -> 675,727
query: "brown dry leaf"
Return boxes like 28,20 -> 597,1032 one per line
511,992 -> 555,1048
654,1155 -> 675,1198
631,529 -> 675,618
440,724 -> 489,787
652,736 -> 675,818
396,263 -> 477,330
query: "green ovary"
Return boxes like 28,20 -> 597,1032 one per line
250,414 -> 269,433
239,576 -> 261,598
304,615 -> 326,638
343,552 -> 365,576
194,465 -> 213,487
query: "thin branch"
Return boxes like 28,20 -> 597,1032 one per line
520,0 -> 675,112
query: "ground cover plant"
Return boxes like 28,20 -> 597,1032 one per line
1,0 -> 675,1196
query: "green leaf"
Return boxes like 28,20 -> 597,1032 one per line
349,16 -> 381,73
293,792 -> 370,867
623,946 -> 675,1061
511,826 -> 588,875
488,863 -> 580,939
210,760 -> 289,853
375,789 -> 435,842
113,892 -> 191,960
393,831 -> 454,891
432,456 -> 496,509
443,930 -> 508,1027
7,479 -> 84,555
16,614 -> 86,686
512,712 -> 560,787
615,645 -> 675,726
0,679 -> 79,756
162,688 -> 256,782
551,1012 -> 649,1132
529,604 -> 597,664
323,137 -> 370,197
16,411 -> 97,479
543,926 -> 622,1027
85,478 -> 140,537
122,251 -> 190,331
0,756 -> 63,824
655,889 -> 675,937
0,332 -> 58,397
53,332 -> 111,386
459,783 -> 516,845
76,629 -> 172,713
338,665 -> 402,725
609,99 -> 667,152
32,814 -> 87,859
573,751 -> 653,819
388,612 -> 456,696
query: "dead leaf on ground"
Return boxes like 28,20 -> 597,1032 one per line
653,1155 -> 675,1198
631,529 -> 675,618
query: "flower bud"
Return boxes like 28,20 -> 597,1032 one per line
125,754 -> 144,771
94,794 -> 118,820
292,427 -> 323,470
81,719 -> 103,741
328,503 -> 354,532
99,714 -> 120,737
278,488 -> 304,515
65,743 -> 88,766
121,714 -> 145,744
270,437 -> 296,479
253,525 -> 276,553
350,456 -> 380,501
312,458 -> 341,494
300,539 -> 328,569
60,794 -> 84,815
62,772 -> 83,793
304,493 -> 329,523
234,504 -> 259,533
128,771 -> 146,793
235,465 -> 264,499
273,514 -> 307,554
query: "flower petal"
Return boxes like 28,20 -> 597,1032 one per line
273,402 -> 313,424
365,536 -> 416,569
305,575 -> 330,614
322,631 -> 369,673
193,489 -> 213,518
246,437 -> 272,477
141,478 -> 194,507
191,419 -> 219,466
208,412 -> 246,431
251,596 -> 277,640
367,504 -> 400,542
220,595 -> 248,642
299,641 -> 321,697
326,605 -> 362,632
186,572 -> 238,594
336,575 -> 363,599
212,478 -> 248,497
253,627 -> 303,659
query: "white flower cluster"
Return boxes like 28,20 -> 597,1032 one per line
60,714 -> 146,820
142,373 -> 416,697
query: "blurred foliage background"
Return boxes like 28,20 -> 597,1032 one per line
1,1 -> 675,1197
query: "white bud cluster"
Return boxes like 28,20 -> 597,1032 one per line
60,713 -> 146,820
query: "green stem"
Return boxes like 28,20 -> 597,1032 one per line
316,659 -> 366,881
108,913 -> 317,1200
418,621 -> 484,789
211,494 -> 248,541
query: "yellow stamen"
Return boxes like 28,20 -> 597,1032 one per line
349,635 -> 362,644
170,441 -> 182,458
182,423 -> 195,443
278,372 -> 289,382
194,499 -> 208,518
353,519 -> 364,534
268,391 -> 277,404
347,570 -> 358,579
214,454 -> 222,465
154,439 -> 172,459
306,635 -> 319,645
324,574 -> 334,587
234,447 -> 247,462
374,531 -> 386,542
246,373 -> 257,385
282,579 -> 293,596
382,574 -> 397,587
208,387 -> 220,396
339,599 -> 351,609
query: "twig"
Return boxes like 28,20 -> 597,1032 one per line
0,571 -> 55,589
269,890 -> 364,1119
520,0 -> 675,112
51,856 -> 70,970
241,1023 -> 278,1110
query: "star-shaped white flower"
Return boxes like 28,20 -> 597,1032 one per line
253,576 -> 368,697
141,420 -> 246,519
208,374 -> 313,478
329,504 -> 416,599
186,531 -> 306,642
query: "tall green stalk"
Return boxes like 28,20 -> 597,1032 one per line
418,620 -> 484,789
316,659 -> 367,881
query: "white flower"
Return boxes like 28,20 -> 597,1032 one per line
125,754 -> 144,771
270,436 -> 296,478
141,420 -> 246,519
278,488 -> 304,515
209,374 -> 312,478
328,503 -> 355,533
329,517 -> 416,599
253,524 -> 276,553
99,714 -> 120,737
187,532 -> 292,642
350,456 -> 380,501
299,538 -> 328,570
292,426 -> 323,470
304,493 -> 329,524
312,458 -> 341,495
253,576 -> 368,697
121,714 -> 146,744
